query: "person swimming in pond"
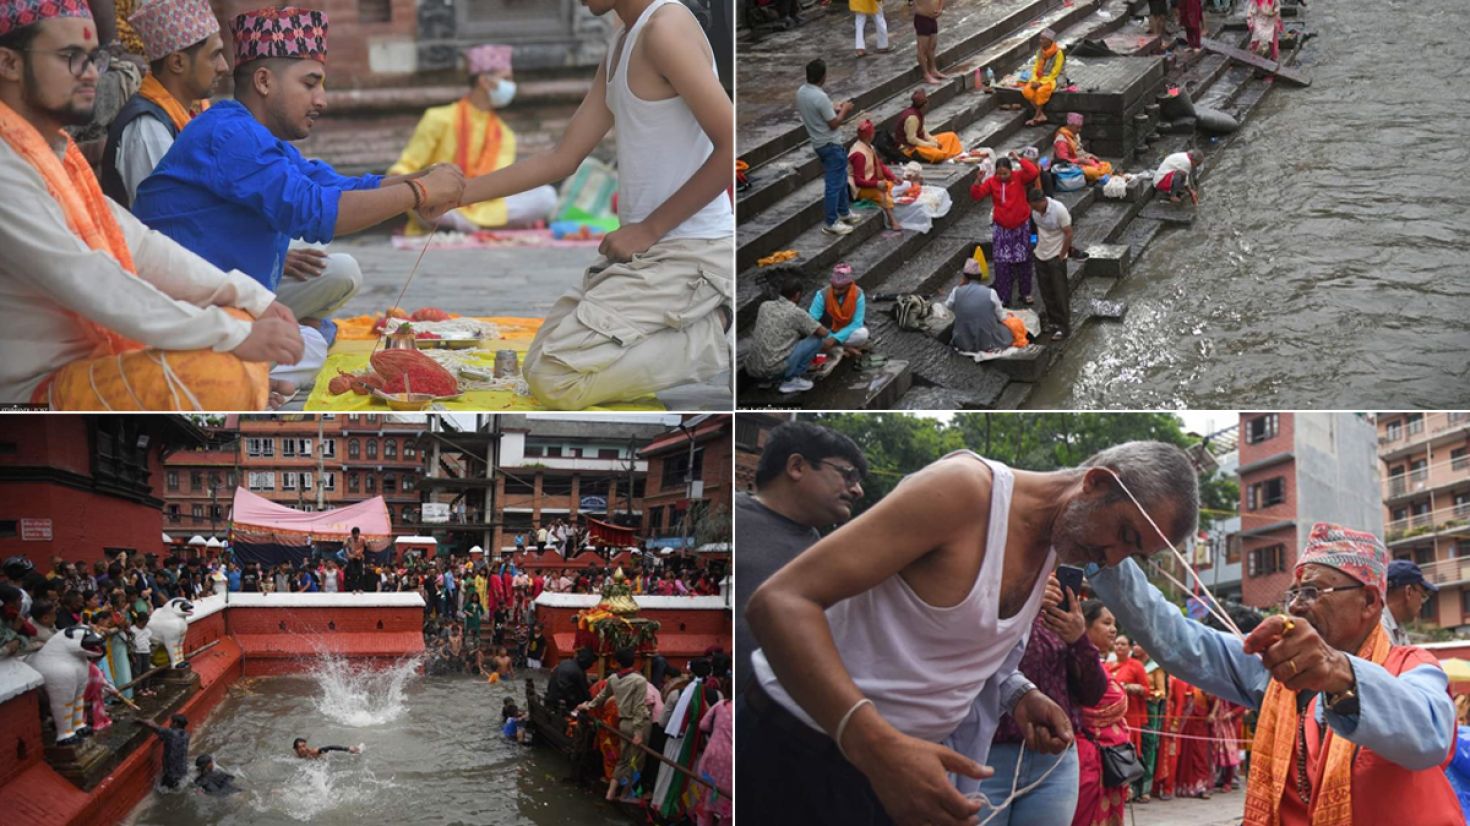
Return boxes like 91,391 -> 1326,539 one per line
292,737 -> 363,759
193,754 -> 240,796
501,697 -> 529,744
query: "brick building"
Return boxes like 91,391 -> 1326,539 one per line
411,415 -> 672,554
640,415 -> 733,545
0,415 -> 207,568
1376,412 -> 1470,631
1237,413 -> 1383,609
161,415 -> 431,539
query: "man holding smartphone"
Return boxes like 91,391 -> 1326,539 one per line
741,440 -> 1201,826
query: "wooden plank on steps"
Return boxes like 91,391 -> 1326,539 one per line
1199,37 -> 1311,87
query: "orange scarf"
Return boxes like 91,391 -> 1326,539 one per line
137,72 -> 210,133
824,285 -> 858,330
1242,623 -> 1391,826
0,99 -> 143,356
1057,126 -> 1081,155
455,98 -> 504,178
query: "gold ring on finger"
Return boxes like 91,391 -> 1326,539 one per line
1287,658 -> 1298,676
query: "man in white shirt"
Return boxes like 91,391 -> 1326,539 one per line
0,1 -> 303,407
1029,188 -> 1073,341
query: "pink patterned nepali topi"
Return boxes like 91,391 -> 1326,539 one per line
1294,521 -> 1389,595
230,5 -> 327,67
466,43 -> 511,75
129,0 -> 220,63
0,0 -> 92,39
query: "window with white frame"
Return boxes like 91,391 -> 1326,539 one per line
322,472 -> 336,491
283,473 -> 297,491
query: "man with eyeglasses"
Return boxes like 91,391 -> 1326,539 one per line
0,0 -> 308,408
734,420 -> 865,697
741,440 -> 1201,825
1384,558 -> 1439,646
1089,522 -> 1460,825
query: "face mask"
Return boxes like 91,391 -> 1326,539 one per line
489,79 -> 517,108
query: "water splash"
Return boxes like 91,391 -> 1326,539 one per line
307,651 -> 423,728
249,756 -> 398,822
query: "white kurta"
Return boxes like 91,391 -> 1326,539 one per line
0,141 -> 277,403
115,115 -> 175,206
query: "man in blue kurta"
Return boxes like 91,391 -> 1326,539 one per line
133,5 -> 464,382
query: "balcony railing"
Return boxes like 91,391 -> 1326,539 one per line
1386,467 -> 1431,499
1387,505 -> 1470,543
1418,555 -> 1470,587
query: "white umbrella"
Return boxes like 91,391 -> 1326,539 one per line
205,537 -> 222,548
188,535 -> 207,546
162,533 -> 172,543
469,545 -> 484,555
659,547 -> 675,556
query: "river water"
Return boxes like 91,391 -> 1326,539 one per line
123,655 -> 624,826
1029,0 -> 1470,409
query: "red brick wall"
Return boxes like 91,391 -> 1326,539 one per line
0,482 -> 167,569
0,690 -> 42,788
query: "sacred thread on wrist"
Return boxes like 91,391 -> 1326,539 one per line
835,697 -> 874,763
407,179 -> 427,210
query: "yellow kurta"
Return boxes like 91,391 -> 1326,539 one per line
389,101 -> 519,232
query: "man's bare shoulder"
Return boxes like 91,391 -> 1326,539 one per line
642,2 -> 712,58
901,452 -> 993,503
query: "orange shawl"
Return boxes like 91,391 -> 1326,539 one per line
824,285 -> 858,331
455,98 -> 504,177
1242,623 -> 1390,826
0,99 -> 143,357
137,72 -> 210,133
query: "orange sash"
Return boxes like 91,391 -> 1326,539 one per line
137,72 -> 209,133
1242,623 -> 1390,826
0,98 -> 143,357
824,286 -> 858,330
455,98 -> 504,177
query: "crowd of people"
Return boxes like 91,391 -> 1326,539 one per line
736,420 -> 1469,826
748,4 -> 1227,394
542,645 -> 733,825
0,0 -> 733,411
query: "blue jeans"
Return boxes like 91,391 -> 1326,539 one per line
785,336 -> 824,379
815,143 -> 851,226
970,741 -> 1080,826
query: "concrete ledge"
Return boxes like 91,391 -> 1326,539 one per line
534,593 -> 730,610
214,592 -> 427,610
0,658 -> 44,705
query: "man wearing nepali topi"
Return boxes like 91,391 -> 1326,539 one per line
0,0 -> 306,409
389,44 -> 557,234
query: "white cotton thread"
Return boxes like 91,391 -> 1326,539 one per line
967,742 -> 1069,826
833,698 -> 874,763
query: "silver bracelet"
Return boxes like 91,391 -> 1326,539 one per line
834,697 -> 875,763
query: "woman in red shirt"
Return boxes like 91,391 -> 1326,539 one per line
970,153 -> 1040,306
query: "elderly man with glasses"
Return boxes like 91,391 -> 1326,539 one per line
1089,522 -> 1461,826
1384,558 -> 1440,646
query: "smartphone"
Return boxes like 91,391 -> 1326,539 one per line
1056,565 -> 1085,611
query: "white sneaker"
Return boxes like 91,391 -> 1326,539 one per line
822,221 -> 854,235
778,377 -> 814,394
839,213 -> 862,226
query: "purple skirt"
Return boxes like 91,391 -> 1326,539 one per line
992,221 -> 1031,264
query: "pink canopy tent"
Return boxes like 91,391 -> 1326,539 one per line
229,488 -> 393,565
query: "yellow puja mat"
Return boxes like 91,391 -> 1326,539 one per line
302,316 -> 664,412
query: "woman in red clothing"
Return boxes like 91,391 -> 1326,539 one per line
1076,600 -> 1129,826
969,152 -> 1040,306
1171,679 -> 1216,799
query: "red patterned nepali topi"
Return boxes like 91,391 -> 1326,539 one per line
230,5 -> 327,67
129,0 -> 220,63
1294,521 -> 1390,596
0,0 -> 92,39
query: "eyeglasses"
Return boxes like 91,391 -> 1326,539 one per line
816,459 -> 863,487
22,46 -> 110,78
1283,583 -> 1366,605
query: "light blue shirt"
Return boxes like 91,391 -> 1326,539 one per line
809,287 -> 866,344
1087,559 -> 1455,771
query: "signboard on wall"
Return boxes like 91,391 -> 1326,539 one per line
421,503 -> 450,524
20,518 -> 53,541
580,496 -> 607,513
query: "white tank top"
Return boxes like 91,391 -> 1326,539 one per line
752,453 -> 1054,743
604,0 -> 733,241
